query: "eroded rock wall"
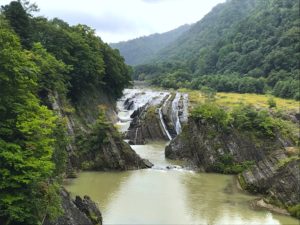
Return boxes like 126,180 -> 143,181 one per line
44,189 -> 102,225
50,87 -> 150,176
240,152 -> 300,206
124,91 -> 189,144
165,119 -> 283,170
165,116 -> 300,212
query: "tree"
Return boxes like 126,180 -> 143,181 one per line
30,42 -> 70,96
1,1 -> 32,48
0,21 -> 61,225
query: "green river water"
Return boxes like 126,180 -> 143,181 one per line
65,141 -> 299,225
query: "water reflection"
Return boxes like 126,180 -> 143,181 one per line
65,142 -> 299,225
65,171 -> 132,213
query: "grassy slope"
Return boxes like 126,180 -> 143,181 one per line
182,89 -> 299,112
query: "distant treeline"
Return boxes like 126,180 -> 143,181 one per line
132,0 -> 300,100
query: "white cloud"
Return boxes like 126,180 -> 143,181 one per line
1,0 -> 226,43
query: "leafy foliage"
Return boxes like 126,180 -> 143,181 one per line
76,106 -> 108,144
191,103 -> 231,129
0,21 -> 61,225
191,103 -> 288,138
288,204 -> 300,219
0,1 -> 132,223
1,1 -> 32,48
132,0 -> 300,100
267,97 -> 277,108
30,18 -> 131,100
212,154 -> 254,174
30,42 -> 70,96
231,104 -> 282,137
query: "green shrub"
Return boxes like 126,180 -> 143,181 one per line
278,156 -> 299,168
231,104 -> 280,138
212,154 -> 254,174
76,107 -> 110,155
191,103 -> 232,129
81,161 -> 95,170
267,97 -> 277,108
200,86 -> 217,101
288,204 -> 300,219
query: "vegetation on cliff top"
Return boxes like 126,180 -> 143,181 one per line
186,89 -> 299,112
0,1 -> 131,224
191,100 -> 298,142
188,89 -> 299,183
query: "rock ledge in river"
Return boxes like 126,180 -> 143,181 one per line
43,189 -> 102,225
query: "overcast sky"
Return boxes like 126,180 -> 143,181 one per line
1,0 -> 226,43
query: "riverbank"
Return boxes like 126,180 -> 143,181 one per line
65,87 -> 299,224
164,89 -> 300,219
65,141 -> 299,225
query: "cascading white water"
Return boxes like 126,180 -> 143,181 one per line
134,127 -> 139,144
116,89 -> 167,133
158,107 -> 172,140
171,93 -> 182,134
67,88 -> 297,225
158,94 -> 173,140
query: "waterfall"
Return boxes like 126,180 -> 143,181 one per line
158,93 -> 173,140
134,127 -> 139,144
171,93 -> 182,134
158,107 -> 172,140
162,93 -> 172,108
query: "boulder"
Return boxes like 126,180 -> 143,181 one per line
44,189 -> 102,225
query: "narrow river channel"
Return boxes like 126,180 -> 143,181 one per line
65,88 -> 299,225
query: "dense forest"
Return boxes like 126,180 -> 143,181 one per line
128,0 -> 300,100
110,24 -> 191,66
0,1 -> 131,224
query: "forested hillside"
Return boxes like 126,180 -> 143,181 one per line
110,24 -> 191,66
134,0 -> 300,100
0,1 -> 131,224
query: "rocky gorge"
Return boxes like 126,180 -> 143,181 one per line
123,89 -> 189,144
53,86 -> 299,224
166,116 -> 300,212
44,87 -> 154,225
117,87 -> 300,219
50,87 -> 152,176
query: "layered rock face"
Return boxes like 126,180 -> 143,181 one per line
165,119 -> 283,170
126,104 -> 169,144
77,126 -> 153,170
165,116 -> 300,212
50,87 -> 150,176
121,89 -> 189,144
44,189 -> 102,225
240,151 -> 300,206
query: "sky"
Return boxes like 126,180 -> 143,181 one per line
1,0 -> 226,43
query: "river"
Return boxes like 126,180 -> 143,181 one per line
65,88 -> 299,225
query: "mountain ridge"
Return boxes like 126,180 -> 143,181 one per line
110,24 -> 191,65
130,0 -> 299,100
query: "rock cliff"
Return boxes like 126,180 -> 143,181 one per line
124,91 -> 189,144
126,104 -> 169,144
165,116 -> 300,215
240,151 -> 300,206
165,119 -> 285,170
50,87 -> 150,176
44,189 -> 102,225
